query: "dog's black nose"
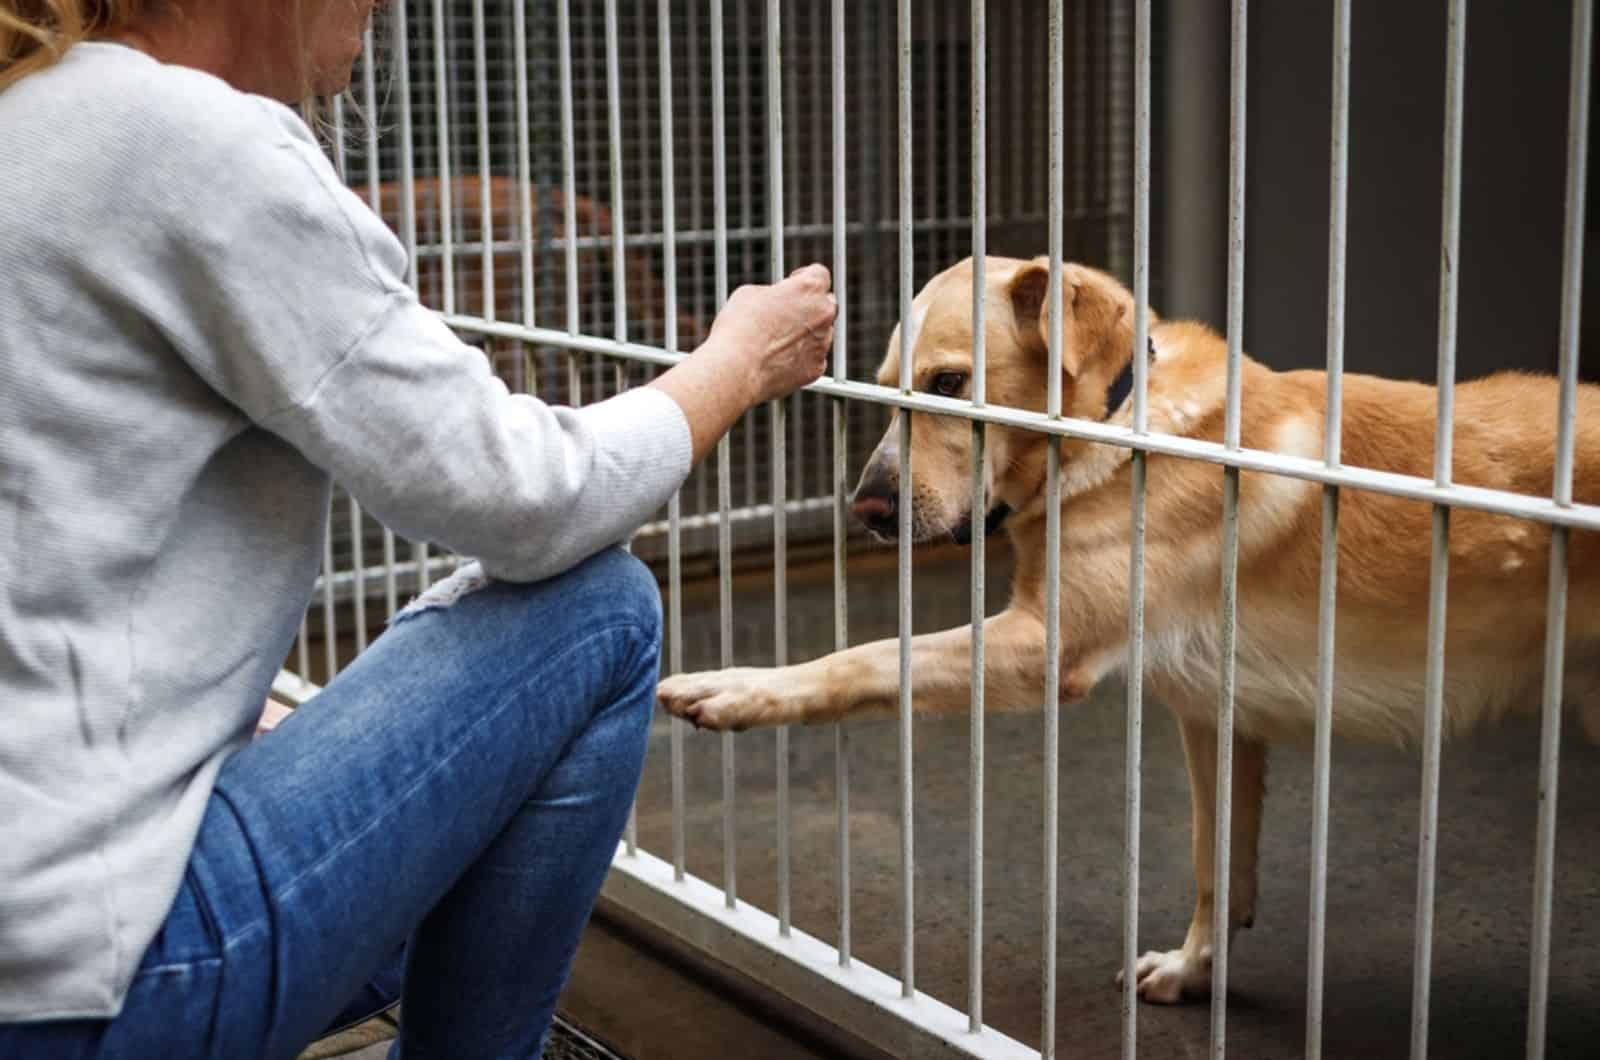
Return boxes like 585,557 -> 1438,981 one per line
852,460 -> 899,537
851,492 -> 898,537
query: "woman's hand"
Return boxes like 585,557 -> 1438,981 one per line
708,264 -> 838,404
651,263 -> 838,464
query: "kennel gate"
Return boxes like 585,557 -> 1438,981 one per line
272,1 -> 1599,1057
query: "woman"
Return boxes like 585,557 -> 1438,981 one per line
0,2 -> 837,1057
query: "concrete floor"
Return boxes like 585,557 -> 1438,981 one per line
626,542 -> 1600,1059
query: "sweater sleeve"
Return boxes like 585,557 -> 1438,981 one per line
138,98 -> 691,582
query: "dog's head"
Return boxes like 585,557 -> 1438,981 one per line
851,256 -> 1140,543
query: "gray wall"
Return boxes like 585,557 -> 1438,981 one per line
1163,1 -> 1590,384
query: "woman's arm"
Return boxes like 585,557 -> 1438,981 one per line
139,103 -> 834,582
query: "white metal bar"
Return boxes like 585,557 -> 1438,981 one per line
1211,4 -> 1248,1052
946,1 -> 960,233
599,847 -> 1037,1060
1412,500 -> 1451,1060
633,8 -> 655,348
1072,0 -> 1088,221
766,0 -> 792,940
1412,4 -> 1466,1056
659,0 -> 687,886
1528,4 -> 1590,1055
605,0 -> 626,342
1122,1 -> 1152,1052
1527,528 -> 1570,1060
896,0 -> 916,1002
738,0 -> 758,510
738,0 -> 755,282
831,0 -> 852,970
430,0 -> 455,317
358,31 -> 396,625
810,0 -> 826,229
394,5 -> 418,291
1011,0 -> 1024,223
449,317 -> 1600,535
686,6 -> 711,524
472,0 -> 494,323
786,0 -> 807,507
383,522 -> 398,621
349,496 -> 367,654
322,514 -> 337,681
969,0 -> 987,1035
558,0 -> 581,423
582,16 -> 604,347
558,0 -> 579,336
329,95 -> 367,659
1306,2 -> 1350,1056
1042,2 -> 1064,1054
711,0 -> 737,911
924,3 -> 938,282
393,1 -> 430,595
1554,0 -> 1591,516
296,614 -> 310,684
509,0 -> 533,395
513,0 -> 535,329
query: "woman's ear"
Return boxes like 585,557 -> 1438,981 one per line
1007,258 -> 1084,377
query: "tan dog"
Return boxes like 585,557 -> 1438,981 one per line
657,256 -> 1600,1003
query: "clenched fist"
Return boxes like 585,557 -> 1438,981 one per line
709,263 -> 838,404
651,262 -> 839,463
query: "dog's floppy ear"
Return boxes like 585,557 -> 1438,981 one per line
1009,259 -> 1135,380
1007,258 -> 1085,377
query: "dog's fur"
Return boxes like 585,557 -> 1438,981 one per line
658,256 -> 1600,1002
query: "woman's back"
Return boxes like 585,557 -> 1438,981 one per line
0,41 -> 337,1018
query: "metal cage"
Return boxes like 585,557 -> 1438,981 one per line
277,2 -> 1597,1058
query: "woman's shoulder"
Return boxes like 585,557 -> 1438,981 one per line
9,42 -> 313,165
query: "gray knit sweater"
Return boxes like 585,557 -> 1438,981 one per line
0,41 -> 691,1020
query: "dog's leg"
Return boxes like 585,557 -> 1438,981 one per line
657,608 -> 1046,730
1120,715 -> 1267,1003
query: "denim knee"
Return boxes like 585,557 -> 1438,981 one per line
576,547 -> 663,646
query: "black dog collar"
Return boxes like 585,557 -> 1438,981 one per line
1103,334 -> 1155,419
953,500 -> 1013,544
960,335 -> 1149,543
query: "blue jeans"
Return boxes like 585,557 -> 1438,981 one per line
0,547 -> 662,1060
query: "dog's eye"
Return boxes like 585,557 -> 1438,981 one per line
929,372 -> 967,397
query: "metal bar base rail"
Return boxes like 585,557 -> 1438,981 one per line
270,664 -> 1036,1060
600,845 -> 1036,1060
442,313 -> 1600,534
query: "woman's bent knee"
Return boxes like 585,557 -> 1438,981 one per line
574,547 -> 663,645
514,548 -> 662,706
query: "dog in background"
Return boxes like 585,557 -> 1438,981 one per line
356,175 -> 705,354
658,255 -> 1600,1002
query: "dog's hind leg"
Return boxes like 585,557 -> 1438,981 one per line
1119,713 -> 1266,1003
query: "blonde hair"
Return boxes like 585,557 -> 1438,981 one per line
0,2 -> 172,90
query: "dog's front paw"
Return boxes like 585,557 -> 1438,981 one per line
1114,948 -> 1212,1004
657,668 -> 787,731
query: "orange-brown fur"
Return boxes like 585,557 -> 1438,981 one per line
657,256 -> 1600,1002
